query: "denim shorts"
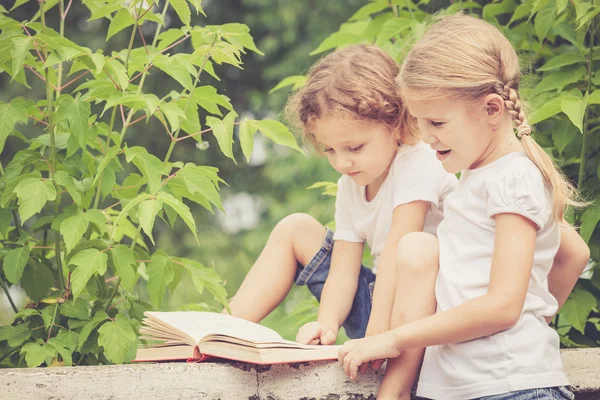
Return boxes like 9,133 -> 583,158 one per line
473,386 -> 574,400
294,228 -> 375,339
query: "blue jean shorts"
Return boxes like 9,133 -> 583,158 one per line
474,386 -> 574,400
294,228 -> 375,339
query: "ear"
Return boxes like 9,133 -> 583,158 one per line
483,94 -> 505,124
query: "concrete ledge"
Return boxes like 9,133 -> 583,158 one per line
0,349 -> 598,399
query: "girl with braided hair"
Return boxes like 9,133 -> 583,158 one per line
338,14 -> 590,400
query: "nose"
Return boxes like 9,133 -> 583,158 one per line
333,153 -> 353,172
419,124 -> 437,145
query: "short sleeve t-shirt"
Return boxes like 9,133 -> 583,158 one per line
416,152 -> 569,400
333,142 -> 457,271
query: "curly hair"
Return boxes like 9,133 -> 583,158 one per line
286,44 -> 418,153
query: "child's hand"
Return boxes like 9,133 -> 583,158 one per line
338,332 -> 401,380
296,321 -> 337,345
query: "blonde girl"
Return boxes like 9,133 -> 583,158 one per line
226,44 -> 457,399
338,14 -> 590,400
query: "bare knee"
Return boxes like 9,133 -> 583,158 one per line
271,213 -> 326,264
396,232 -> 439,278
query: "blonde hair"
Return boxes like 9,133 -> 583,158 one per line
398,13 -> 583,222
286,44 -> 418,153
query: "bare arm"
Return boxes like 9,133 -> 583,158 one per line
366,201 -> 430,334
391,213 -> 536,349
546,224 -> 590,321
317,240 -> 365,332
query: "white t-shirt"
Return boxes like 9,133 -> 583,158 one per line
333,142 -> 457,272
417,152 -> 569,400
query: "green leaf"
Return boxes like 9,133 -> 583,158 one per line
160,101 -> 186,133
156,192 -> 198,243
157,29 -> 185,51
106,59 -> 129,91
309,30 -> 364,56
192,86 -> 233,116
137,198 -> 162,245
154,54 -> 193,90
533,67 -> 586,95
177,164 -> 223,211
580,203 -> 600,243
248,119 -> 303,154
535,0 -> 557,43
146,252 -> 174,308
528,96 -> 563,125
556,0 -> 568,14
10,36 -> 30,80
57,95 -> 91,149
560,287 -> 598,334
552,120 -> 577,155
349,1 -> 389,21
46,337 -> 73,366
21,262 -> 53,302
60,213 -> 90,253
107,8 -> 135,41
177,98 -> 201,136
92,146 -> 121,187
21,342 -> 53,368
578,6 -> 600,30
509,0 -> 534,25
112,193 -> 152,241
60,298 -> 89,320
0,99 -> 28,154
10,0 -> 30,11
70,249 -> 108,299
0,322 -> 31,346
110,245 -> 137,292
269,75 -> 306,94
561,95 -> 587,133
3,246 -> 30,284
206,111 -> 237,162
588,89 -> 600,105
219,23 -> 264,55
14,178 -> 57,223
78,311 -> 109,350
238,118 -> 258,162
185,260 -> 229,310
125,147 -> 165,194
537,52 -> 586,71
375,17 -> 413,44
169,0 -> 191,26
482,0 -> 517,22
97,315 -> 137,364
54,171 -> 82,205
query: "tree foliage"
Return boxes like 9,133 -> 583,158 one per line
0,0 -> 301,367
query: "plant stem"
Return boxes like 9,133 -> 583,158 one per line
163,37 -> 219,165
41,0 -> 65,292
56,0 -> 65,97
0,280 -> 18,313
104,224 -> 142,311
118,0 -> 172,145
104,277 -> 121,312
91,107 -> 118,211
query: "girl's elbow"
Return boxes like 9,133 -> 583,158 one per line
489,298 -> 522,330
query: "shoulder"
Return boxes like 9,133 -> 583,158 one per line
484,153 -> 552,229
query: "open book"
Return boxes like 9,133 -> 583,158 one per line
134,311 -> 340,365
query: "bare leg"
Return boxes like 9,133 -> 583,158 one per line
377,233 -> 439,400
226,213 -> 327,323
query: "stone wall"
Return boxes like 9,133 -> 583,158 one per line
0,348 -> 598,399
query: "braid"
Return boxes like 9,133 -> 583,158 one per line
494,83 -> 531,138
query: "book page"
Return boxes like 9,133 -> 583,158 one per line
145,311 -> 284,344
